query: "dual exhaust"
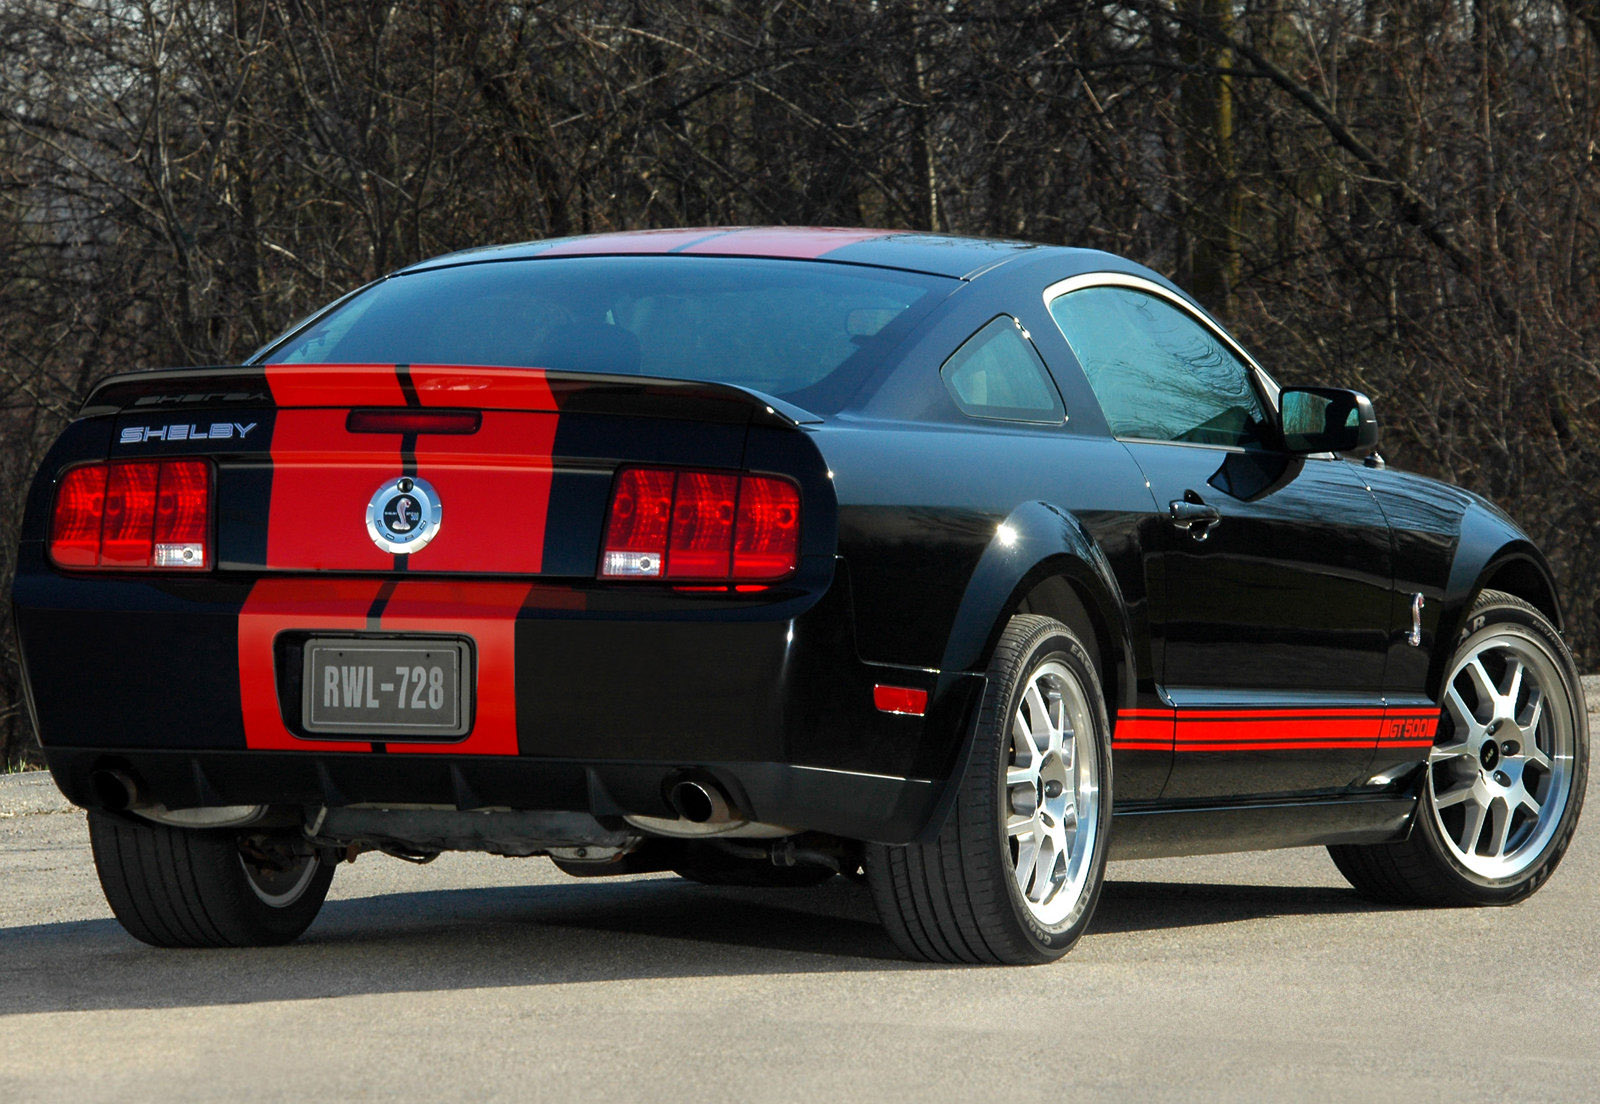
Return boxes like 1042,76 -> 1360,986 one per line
666,778 -> 736,825
94,766 -> 762,837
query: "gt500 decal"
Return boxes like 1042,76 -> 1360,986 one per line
119,422 -> 257,444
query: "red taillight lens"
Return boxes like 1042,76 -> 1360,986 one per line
100,462 -> 159,566
600,467 -> 801,583
49,465 -> 108,568
48,460 -> 212,571
601,468 -> 675,578
732,474 -> 801,581
667,471 -> 738,579
152,460 -> 211,568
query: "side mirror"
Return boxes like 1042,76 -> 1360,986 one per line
1279,386 -> 1379,455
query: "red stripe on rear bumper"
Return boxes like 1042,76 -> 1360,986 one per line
239,578 -> 385,752
238,579 -> 535,755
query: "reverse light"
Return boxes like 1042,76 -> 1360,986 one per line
49,460 -> 213,570
600,467 -> 800,582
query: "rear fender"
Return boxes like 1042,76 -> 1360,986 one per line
914,501 -> 1134,843
938,500 -> 1136,711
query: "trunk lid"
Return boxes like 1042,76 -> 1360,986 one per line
83,363 -> 821,577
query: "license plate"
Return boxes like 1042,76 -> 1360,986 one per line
301,638 -> 470,738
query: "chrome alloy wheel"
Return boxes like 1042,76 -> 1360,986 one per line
240,848 -> 321,908
1004,659 -> 1100,926
1428,630 -> 1577,879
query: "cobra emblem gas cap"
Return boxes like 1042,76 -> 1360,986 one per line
366,476 -> 442,554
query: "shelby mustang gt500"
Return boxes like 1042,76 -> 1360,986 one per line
12,228 -> 1588,965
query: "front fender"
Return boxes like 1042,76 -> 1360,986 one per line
1431,507 -> 1564,696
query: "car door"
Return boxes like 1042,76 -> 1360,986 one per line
1046,275 -> 1395,800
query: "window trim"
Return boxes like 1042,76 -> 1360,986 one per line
1041,272 -> 1282,451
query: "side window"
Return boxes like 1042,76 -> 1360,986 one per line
940,316 -> 1065,424
1047,287 -> 1268,448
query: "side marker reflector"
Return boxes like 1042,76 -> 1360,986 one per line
874,685 -> 928,716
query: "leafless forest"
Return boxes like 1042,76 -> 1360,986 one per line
2,1 -> 1597,765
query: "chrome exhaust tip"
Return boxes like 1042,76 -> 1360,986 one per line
668,779 -> 734,825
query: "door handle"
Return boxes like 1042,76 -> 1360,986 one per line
1168,496 -> 1221,541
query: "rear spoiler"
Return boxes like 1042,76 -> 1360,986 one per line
79,364 -> 823,428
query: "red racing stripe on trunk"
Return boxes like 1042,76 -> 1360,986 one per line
404,411 -> 557,574
265,363 -> 408,407
265,408 -> 401,571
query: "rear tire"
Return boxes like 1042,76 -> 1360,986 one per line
864,614 -> 1112,964
88,812 -> 335,947
1330,590 -> 1587,905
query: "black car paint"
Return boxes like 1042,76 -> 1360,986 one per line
11,238 -> 1564,859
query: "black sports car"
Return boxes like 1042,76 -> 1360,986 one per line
12,228 -> 1587,964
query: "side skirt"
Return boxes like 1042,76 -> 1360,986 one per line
1108,791 -> 1418,861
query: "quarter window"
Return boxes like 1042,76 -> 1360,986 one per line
1048,287 -> 1268,448
940,316 -> 1065,424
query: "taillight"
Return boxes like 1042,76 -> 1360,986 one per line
49,460 -> 212,570
600,467 -> 800,583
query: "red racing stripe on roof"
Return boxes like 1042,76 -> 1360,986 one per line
679,226 -> 892,259
536,228 -> 740,256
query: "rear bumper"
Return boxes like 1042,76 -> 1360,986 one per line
41,747 -> 945,844
14,545 -> 984,842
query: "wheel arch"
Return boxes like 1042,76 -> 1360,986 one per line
936,501 -> 1137,715
1431,534 -> 1565,700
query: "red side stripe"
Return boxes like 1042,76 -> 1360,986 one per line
1112,709 -> 1174,751
1112,703 -> 1442,755
1378,704 -> 1442,746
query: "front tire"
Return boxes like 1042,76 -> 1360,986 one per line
1330,589 -> 1588,905
89,812 -> 335,947
865,614 -> 1112,964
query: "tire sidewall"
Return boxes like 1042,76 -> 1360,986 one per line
981,622 -> 1113,952
1417,596 -> 1589,899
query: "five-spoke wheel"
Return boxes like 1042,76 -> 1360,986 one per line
1428,635 -> 1575,879
1330,589 -> 1587,905
1004,659 -> 1101,927
865,614 -> 1112,964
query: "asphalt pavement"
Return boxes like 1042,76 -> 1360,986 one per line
4,694 -> 1599,1103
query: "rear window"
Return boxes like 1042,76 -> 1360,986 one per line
261,255 -> 953,412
